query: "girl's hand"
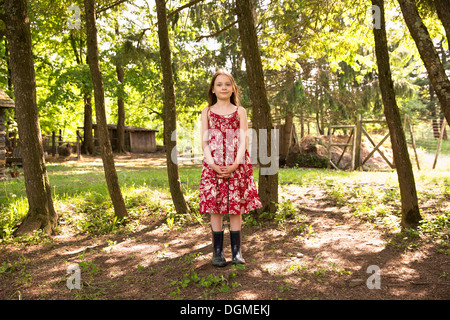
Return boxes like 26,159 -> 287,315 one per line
217,164 -> 238,178
210,163 -> 238,178
209,163 -> 221,174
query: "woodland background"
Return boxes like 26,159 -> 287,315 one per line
0,0 -> 448,301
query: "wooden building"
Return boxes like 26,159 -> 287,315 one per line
0,89 -> 15,179
91,124 -> 159,153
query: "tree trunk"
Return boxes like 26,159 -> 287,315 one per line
236,0 -> 278,214
4,38 -> 12,93
116,64 -> 125,153
435,0 -> 450,46
372,0 -> 421,229
84,0 -> 128,219
4,0 -> 57,236
70,30 -> 94,155
115,24 -> 125,153
397,0 -> 450,127
282,70 -> 295,158
155,0 -> 190,215
83,92 -> 94,154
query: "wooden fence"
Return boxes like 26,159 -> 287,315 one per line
327,115 -> 393,171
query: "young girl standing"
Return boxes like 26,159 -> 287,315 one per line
199,70 -> 262,267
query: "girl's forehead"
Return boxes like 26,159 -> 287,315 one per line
215,74 -> 232,83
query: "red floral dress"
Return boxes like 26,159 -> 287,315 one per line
199,106 -> 263,215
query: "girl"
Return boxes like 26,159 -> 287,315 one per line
199,69 -> 262,267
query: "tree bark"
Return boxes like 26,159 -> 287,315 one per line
84,0 -> 128,218
397,0 -> 450,127
83,92 -> 94,154
116,64 -> 125,153
236,0 -> 278,214
115,23 -> 126,153
4,0 -> 57,236
155,0 -> 190,215
435,0 -> 450,46
282,70 -> 295,159
372,0 -> 421,229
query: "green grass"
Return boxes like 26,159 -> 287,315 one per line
0,160 -> 448,248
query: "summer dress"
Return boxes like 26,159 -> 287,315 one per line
199,106 -> 263,215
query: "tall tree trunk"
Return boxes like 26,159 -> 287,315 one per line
83,92 -> 94,154
372,0 -> 421,229
4,0 -> 57,236
70,30 -> 94,155
236,0 -> 278,214
155,0 -> 190,215
115,24 -> 125,153
4,38 -> 12,93
397,0 -> 450,127
435,0 -> 450,46
282,70 -> 295,159
116,64 -> 125,153
84,0 -> 128,219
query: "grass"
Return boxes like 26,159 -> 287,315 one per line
0,156 -> 448,301
0,156 -> 448,248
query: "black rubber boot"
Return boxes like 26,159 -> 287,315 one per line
230,230 -> 245,265
211,229 -> 226,267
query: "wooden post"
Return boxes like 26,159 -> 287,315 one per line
353,114 -> 362,170
406,114 -> 420,170
327,127 -> 332,169
52,131 -> 56,157
0,109 -> 5,179
76,130 -> 81,160
433,117 -> 447,169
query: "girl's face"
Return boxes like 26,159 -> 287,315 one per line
212,74 -> 234,102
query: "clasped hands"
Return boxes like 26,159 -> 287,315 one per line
210,163 -> 239,179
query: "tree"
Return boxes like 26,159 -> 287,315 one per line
155,0 -> 190,215
397,0 -> 450,126
372,0 -> 421,229
115,22 -> 126,153
434,0 -> 450,46
84,0 -> 128,219
236,0 -> 278,214
3,0 -> 57,236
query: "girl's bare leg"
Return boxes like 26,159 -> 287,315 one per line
210,212 -> 223,231
229,214 -> 242,231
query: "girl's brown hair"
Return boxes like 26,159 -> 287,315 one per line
207,69 -> 240,107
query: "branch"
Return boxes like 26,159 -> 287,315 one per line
167,0 -> 204,20
96,0 -> 129,14
149,0 -> 204,29
195,20 -> 238,42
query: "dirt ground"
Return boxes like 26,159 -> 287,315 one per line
0,153 -> 449,301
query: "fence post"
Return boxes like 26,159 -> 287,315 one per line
433,117 -> 447,169
52,131 -> 56,157
353,114 -> 362,170
406,114 -> 420,170
76,130 -> 81,161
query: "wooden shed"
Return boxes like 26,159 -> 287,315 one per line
0,89 -> 15,178
92,124 -> 159,153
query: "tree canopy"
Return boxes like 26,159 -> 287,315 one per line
0,0 -> 446,142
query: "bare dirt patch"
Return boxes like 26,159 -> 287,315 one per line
0,154 -> 448,301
